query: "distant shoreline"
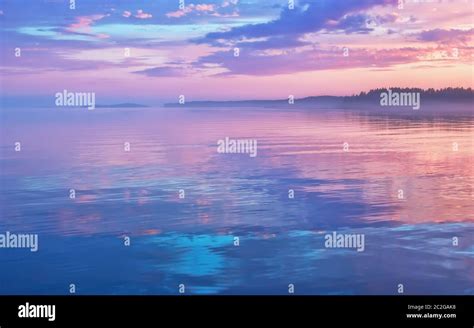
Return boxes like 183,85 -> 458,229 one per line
164,87 -> 474,111
2,88 -> 472,111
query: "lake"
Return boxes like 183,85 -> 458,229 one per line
0,106 -> 472,294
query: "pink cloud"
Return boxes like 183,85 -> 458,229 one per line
135,9 -> 152,19
166,3 -> 217,18
69,14 -> 106,31
65,14 -> 111,39
195,4 -> 215,11
167,11 -> 186,18
123,9 -> 152,19
167,7 -> 192,18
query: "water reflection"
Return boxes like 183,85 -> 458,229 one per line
0,107 -> 472,294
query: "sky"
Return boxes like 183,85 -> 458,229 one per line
0,0 -> 473,103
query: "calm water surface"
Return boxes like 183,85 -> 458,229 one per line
0,107 -> 473,294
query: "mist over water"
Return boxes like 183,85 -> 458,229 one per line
0,106 -> 473,295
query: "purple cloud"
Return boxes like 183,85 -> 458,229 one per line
235,36 -> 311,50
195,46 -> 423,76
197,0 -> 396,43
329,14 -> 373,34
417,28 -> 474,44
134,66 -> 190,77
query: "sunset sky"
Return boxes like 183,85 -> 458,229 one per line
1,0 -> 473,103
